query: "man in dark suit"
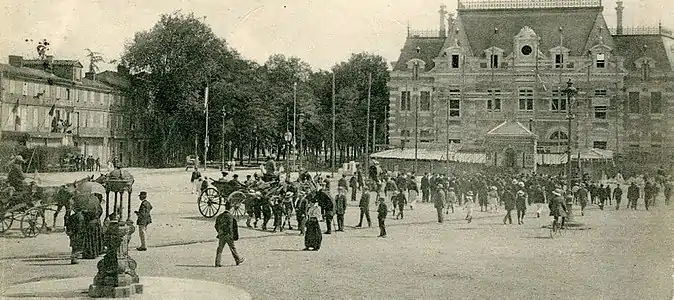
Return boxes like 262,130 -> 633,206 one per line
356,183 -> 371,227
316,186 -> 335,234
215,202 -> 244,267
377,198 -> 388,238
349,175 -> 358,202
613,184 -> 623,210
334,187 -> 347,232
421,173 -> 430,203
134,191 -> 152,251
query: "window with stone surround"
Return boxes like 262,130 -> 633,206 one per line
400,91 -> 411,111
420,91 -> 430,111
551,89 -> 566,112
449,89 -> 461,117
594,106 -> 607,119
519,89 -> 534,111
650,92 -> 662,114
628,92 -> 640,113
487,89 -> 501,111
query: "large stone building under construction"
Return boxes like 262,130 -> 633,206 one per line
383,0 -> 674,175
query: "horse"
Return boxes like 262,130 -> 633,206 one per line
50,175 -> 94,229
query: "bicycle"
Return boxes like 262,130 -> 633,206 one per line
549,217 -> 563,239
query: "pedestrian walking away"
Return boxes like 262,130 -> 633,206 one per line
356,184 -> 372,227
464,191 -> 474,223
214,202 -> 244,266
377,198 -> 388,237
134,191 -> 152,251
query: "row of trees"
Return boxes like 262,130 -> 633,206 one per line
119,12 -> 390,168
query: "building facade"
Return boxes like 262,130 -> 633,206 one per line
387,0 -> 674,172
0,55 -> 148,167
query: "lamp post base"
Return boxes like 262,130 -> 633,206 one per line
89,220 -> 143,298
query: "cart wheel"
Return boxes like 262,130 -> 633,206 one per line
198,187 -> 221,218
0,212 -> 13,233
227,191 -> 247,219
21,208 -> 45,238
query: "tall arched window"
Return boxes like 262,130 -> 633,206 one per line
549,131 -> 568,141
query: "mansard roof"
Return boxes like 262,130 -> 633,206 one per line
458,6 -> 610,57
613,35 -> 674,73
392,36 -> 446,72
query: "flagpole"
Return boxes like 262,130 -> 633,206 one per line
331,71 -> 336,177
293,82 -> 297,172
204,84 -> 209,170
365,72 -> 372,178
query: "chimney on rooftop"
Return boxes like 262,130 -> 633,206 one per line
85,71 -> 96,81
439,4 -> 447,38
616,1 -> 624,35
8,55 -> 23,68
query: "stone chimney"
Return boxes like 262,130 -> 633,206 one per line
439,4 -> 447,38
8,55 -> 23,68
616,1 -> 624,34
84,71 -> 96,81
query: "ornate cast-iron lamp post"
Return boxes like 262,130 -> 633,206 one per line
89,168 -> 143,298
563,79 -> 577,223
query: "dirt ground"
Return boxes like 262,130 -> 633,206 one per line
0,168 -> 672,299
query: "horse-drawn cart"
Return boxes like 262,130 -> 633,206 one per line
198,180 -> 251,219
0,184 -> 64,238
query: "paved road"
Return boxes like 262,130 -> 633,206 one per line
1,168 -> 672,299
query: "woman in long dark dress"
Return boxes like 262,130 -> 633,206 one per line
81,194 -> 104,259
304,196 -> 322,251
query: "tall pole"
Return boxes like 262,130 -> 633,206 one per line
204,84 -> 209,170
332,71 -> 336,176
221,108 -> 225,171
413,62 -> 419,174
365,72 -> 372,178
446,92 -> 450,174
293,82 -> 297,172
372,119 -> 376,156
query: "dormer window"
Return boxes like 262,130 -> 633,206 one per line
484,47 -> 504,69
555,54 -> 564,68
596,53 -> 605,68
451,55 -> 460,68
490,54 -> 499,68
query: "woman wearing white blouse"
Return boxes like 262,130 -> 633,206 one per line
304,198 -> 323,251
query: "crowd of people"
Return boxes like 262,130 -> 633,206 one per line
204,159 -> 672,265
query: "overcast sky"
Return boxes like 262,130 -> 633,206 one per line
1,0 -> 672,72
